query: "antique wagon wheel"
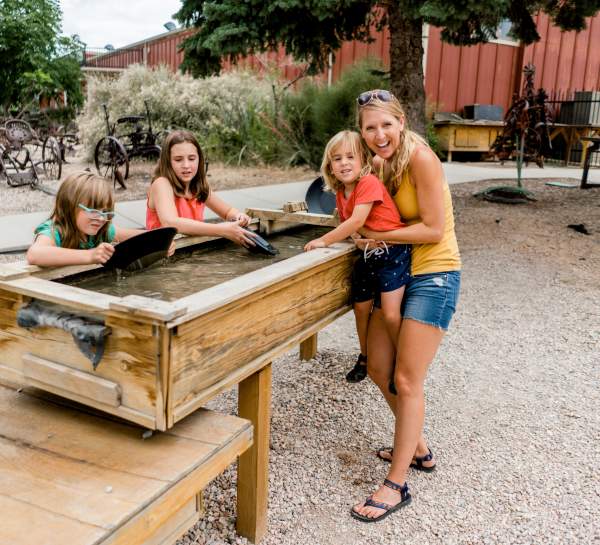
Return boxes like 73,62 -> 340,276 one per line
41,136 -> 62,180
94,136 -> 129,188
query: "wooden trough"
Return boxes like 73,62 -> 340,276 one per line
0,212 -> 350,432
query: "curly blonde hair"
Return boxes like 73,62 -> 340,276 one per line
357,93 -> 428,195
320,130 -> 371,193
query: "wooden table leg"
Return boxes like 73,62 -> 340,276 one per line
299,333 -> 318,360
237,364 -> 271,543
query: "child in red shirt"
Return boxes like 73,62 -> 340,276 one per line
305,130 -> 410,382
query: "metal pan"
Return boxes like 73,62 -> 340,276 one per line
305,176 -> 336,215
103,227 -> 177,271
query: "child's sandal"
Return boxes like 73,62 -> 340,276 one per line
350,479 -> 411,523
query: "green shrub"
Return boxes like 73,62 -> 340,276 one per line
78,65 -> 280,164
280,59 -> 388,168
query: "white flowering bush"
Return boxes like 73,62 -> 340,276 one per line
78,64 -> 288,164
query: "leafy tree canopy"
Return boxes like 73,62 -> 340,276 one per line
175,0 -> 600,133
0,0 -> 83,114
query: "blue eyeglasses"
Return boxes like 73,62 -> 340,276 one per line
357,89 -> 395,106
78,203 -> 115,220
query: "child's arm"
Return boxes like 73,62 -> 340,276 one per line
205,192 -> 251,226
113,227 -> 144,243
150,178 -> 255,246
304,202 -> 373,251
26,235 -> 114,267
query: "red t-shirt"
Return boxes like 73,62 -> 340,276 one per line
336,174 -> 404,231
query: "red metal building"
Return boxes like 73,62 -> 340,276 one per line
83,13 -> 600,116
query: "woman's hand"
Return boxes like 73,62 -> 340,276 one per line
88,242 -> 114,264
304,238 -> 327,251
220,220 -> 257,247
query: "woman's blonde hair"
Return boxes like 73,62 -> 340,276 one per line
153,130 -> 210,202
357,93 -> 429,195
320,130 -> 371,192
51,171 -> 114,249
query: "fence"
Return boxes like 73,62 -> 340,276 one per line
546,90 -> 600,166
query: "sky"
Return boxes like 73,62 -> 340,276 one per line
60,0 -> 184,49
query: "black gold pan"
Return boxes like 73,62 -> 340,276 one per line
242,228 -> 279,256
103,227 -> 177,271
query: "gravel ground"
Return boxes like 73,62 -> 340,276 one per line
1,167 -> 599,543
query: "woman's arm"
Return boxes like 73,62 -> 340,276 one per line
304,203 -> 372,250
26,235 -> 114,266
149,178 -> 255,246
360,147 -> 445,244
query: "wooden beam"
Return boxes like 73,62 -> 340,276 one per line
246,208 -> 338,228
237,365 -> 271,543
109,295 -> 187,322
299,333 -> 318,360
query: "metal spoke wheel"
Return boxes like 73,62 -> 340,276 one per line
42,136 -> 62,180
94,136 -> 129,189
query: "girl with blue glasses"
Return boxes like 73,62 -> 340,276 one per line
27,171 -> 143,267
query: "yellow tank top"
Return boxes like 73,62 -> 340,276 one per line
393,171 -> 461,275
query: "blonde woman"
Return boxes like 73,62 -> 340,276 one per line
351,90 -> 461,522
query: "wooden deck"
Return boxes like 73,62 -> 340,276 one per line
0,385 -> 252,545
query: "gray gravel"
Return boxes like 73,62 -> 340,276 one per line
1,174 -> 598,544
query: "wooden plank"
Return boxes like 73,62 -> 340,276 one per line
237,365 -> 271,543
299,333 -> 318,361
0,385 -> 252,545
0,496 -> 104,545
0,306 -> 160,423
0,262 -> 37,280
22,353 -> 121,407
246,207 -> 337,227
170,300 -> 350,425
109,295 -> 187,322
169,253 -> 353,422
0,276 -> 119,312
171,243 -> 355,325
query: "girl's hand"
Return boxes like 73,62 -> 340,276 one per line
88,242 -> 115,264
304,238 -> 327,251
231,212 -> 251,226
167,240 -> 176,257
221,220 -> 257,247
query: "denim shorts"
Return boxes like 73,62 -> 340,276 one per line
373,270 -> 461,330
351,244 -> 411,303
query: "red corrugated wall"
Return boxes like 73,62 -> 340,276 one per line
88,13 -> 600,114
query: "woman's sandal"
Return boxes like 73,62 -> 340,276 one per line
350,478 -> 411,523
376,447 -> 437,472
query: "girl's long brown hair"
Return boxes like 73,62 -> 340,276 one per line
357,93 -> 429,195
152,130 -> 210,202
51,171 -> 114,249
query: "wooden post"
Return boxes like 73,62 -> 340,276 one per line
299,333 -> 318,360
237,364 -> 271,543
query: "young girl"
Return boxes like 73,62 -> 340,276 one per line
27,171 -> 143,267
146,130 -> 256,247
304,130 -> 410,381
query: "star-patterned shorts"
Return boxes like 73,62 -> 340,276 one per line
351,244 -> 411,303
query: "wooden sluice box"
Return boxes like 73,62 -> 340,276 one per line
0,217 -> 354,431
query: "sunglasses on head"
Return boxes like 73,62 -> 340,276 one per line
78,203 -> 115,221
357,89 -> 395,106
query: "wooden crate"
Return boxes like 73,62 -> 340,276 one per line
0,227 -> 354,431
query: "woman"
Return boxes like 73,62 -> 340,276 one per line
350,90 -> 461,522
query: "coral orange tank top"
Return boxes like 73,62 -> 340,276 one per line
146,195 -> 206,230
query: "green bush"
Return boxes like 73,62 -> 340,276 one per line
280,59 -> 388,168
78,65 -> 281,164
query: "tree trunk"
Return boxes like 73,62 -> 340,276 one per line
388,4 -> 426,135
